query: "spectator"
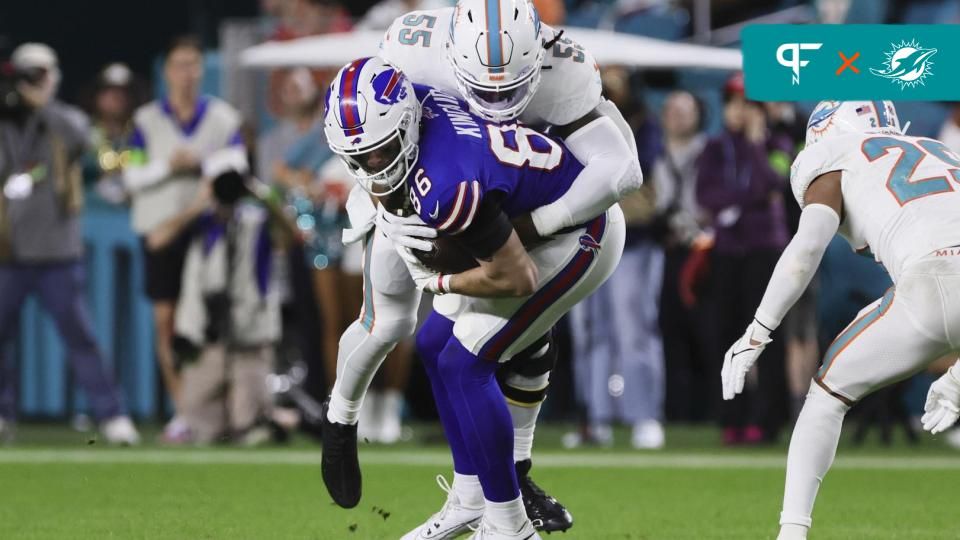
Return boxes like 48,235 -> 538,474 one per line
268,0 -> 353,40
82,63 -> 142,205
938,102 -> 960,154
256,68 -> 321,186
696,72 -> 789,445
532,0 -> 566,25
566,67 -> 666,449
764,101 -> 817,421
355,0 -> 452,31
147,167 -> 289,445
651,90 -> 711,422
124,35 -> 245,441
0,43 -> 139,444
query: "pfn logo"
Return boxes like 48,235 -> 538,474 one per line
776,43 -> 822,85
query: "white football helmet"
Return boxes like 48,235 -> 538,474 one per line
447,0 -> 546,122
324,57 -> 421,196
805,100 -> 902,147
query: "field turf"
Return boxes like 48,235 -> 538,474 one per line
1,425 -> 958,539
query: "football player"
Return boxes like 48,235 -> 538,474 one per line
324,56 -> 625,539
320,0 -> 641,533
721,100 -> 960,540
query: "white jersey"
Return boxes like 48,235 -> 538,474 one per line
379,8 -> 603,127
791,132 -> 960,282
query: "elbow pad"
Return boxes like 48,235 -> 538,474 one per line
565,115 -> 643,198
531,115 -> 642,236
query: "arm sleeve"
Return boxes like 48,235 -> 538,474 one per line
754,203 -> 840,329
529,114 -> 642,235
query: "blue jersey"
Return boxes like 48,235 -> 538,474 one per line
407,85 -> 583,234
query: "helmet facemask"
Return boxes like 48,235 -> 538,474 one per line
446,25 -> 546,122
329,105 -> 421,197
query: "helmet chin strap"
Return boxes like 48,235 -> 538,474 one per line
543,29 -> 564,50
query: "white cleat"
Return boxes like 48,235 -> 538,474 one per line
100,416 -> 141,446
357,392 -> 381,443
945,427 -> 960,449
378,412 -> 403,444
631,420 -> 665,450
467,517 -> 540,540
401,475 -> 483,540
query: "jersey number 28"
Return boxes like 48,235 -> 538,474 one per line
862,136 -> 960,206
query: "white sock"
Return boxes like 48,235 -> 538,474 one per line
381,389 -> 403,421
780,383 -> 850,531
327,321 -> 396,425
484,495 -> 526,532
327,383 -> 362,425
504,367 -> 547,463
777,523 -> 809,540
508,402 -> 541,462
452,472 -> 484,509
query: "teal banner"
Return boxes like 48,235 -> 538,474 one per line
742,25 -> 959,101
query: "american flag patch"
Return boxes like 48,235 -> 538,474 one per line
855,104 -> 872,116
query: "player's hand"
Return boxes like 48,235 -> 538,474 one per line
922,362 -> 960,434
169,148 -> 201,174
721,320 -> 773,400
395,245 -> 449,295
376,205 -> 437,252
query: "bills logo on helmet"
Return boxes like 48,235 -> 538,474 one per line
579,234 -> 601,254
372,68 -> 409,105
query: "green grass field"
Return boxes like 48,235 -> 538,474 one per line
1,425 -> 959,539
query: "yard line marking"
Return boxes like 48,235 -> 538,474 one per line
0,449 -> 959,470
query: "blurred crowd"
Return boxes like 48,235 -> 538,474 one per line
1,0 -> 959,449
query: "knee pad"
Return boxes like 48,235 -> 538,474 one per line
497,332 -> 557,406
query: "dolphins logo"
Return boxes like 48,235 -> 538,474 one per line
870,39 -> 937,89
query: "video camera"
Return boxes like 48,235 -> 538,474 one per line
0,61 -> 43,119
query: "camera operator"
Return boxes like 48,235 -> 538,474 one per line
0,43 -> 138,444
146,160 -> 295,445
124,36 -> 245,441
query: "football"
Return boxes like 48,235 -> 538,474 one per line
414,236 -> 479,275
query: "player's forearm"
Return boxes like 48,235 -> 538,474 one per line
447,263 -> 538,298
447,231 -> 539,298
530,116 -> 642,236
754,204 -> 839,329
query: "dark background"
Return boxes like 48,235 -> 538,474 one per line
0,0 -> 263,101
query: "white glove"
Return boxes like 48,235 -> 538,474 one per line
922,362 -> 960,435
376,205 -> 437,252
721,320 -> 773,401
395,245 -> 451,295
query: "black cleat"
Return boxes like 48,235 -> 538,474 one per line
516,459 -> 573,533
320,399 -> 362,508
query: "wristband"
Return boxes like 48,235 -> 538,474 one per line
436,274 -> 452,295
